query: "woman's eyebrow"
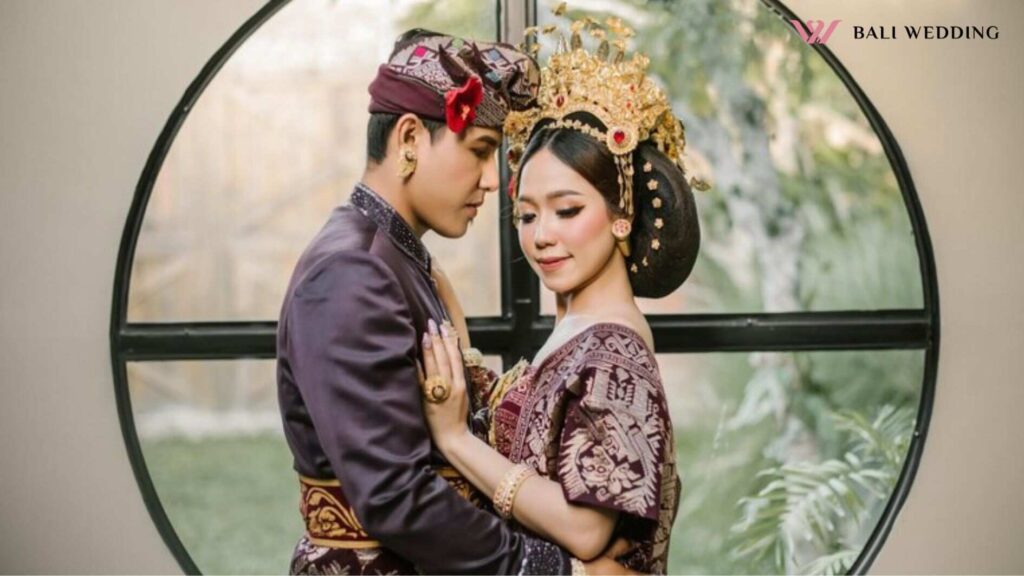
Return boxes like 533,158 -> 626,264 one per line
517,189 -> 581,205
546,189 -> 581,200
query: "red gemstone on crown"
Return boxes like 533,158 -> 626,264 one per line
556,95 -> 565,107
613,130 -> 626,144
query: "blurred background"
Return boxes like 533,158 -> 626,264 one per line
123,1 -> 927,573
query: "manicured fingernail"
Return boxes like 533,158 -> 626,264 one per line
422,333 -> 432,349
428,318 -> 438,335
440,323 -> 450,338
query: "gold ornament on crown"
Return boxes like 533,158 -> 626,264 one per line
505,3 -> 700,223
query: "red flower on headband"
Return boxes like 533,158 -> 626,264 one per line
445,75 -> 484,133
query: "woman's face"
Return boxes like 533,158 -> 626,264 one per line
516,148 -> 619,295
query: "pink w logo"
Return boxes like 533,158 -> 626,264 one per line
790,19 -> 842,44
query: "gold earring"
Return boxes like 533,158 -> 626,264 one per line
398,147 -> 417,179
611,218 -> 632,258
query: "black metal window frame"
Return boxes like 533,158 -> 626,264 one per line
110,1 -> 939,574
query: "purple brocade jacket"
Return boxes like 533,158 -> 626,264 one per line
486,323 -> 682,575
276,184 -> 570,575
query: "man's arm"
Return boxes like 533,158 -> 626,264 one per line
286,250 -> 571,575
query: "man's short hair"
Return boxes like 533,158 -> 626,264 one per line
366,113 -> 447,164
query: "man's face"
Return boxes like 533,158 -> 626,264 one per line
408,125 -> 500,238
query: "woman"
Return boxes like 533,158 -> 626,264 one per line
418,15 -> 702,575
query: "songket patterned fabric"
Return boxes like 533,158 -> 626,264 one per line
484,322 -> 681,575
290,534 -> 410,576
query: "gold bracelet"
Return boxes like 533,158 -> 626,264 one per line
493,465 -> 526,519
503,466 -> 534,520
570,557 -> 588,576
493,463 -> 535,520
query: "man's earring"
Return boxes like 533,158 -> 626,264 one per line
398,147 -> 417,179
611,218 -> 632,258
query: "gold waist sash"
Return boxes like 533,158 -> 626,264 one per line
299,466 -> 479,549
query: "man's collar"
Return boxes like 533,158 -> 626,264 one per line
350,183 -> 431,272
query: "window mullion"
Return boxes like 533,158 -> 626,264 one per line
497,0 -> 543,369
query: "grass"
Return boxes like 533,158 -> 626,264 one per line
142,434 -> 303,575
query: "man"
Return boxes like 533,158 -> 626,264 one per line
276,30 -> 629,575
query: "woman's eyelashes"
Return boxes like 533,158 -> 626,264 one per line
516,205 -> 583,225
556,206 -> 584,218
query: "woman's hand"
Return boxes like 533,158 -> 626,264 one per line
430,264 -> 470,347
419,318 -> 470,454
583,538 -> 640,575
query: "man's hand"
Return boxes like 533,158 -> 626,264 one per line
583,538 -> 640,575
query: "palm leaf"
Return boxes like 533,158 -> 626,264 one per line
799,548 -> 861,576
729,404 -> 914,573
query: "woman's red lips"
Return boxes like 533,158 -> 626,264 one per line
536,256 -> 570,271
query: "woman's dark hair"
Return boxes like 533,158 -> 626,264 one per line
515,112 -> 701,298
517,113 -> 622,214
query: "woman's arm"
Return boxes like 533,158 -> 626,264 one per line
421,323 -> 618,561
441,429 -> 618,561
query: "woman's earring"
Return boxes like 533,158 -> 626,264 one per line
611,218 -> 632,258
398,147 -> 417,179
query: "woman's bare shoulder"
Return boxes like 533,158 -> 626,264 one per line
591,311 -> 654,351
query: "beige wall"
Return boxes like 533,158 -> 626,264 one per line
807,1 -> 1024,573
1,0 -> 1021,573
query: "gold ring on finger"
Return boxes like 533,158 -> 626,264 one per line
423,375 -> 451,404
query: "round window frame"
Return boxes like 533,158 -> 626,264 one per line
109,1 -> 940,574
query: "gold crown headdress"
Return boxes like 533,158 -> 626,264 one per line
505,3 -> 704,223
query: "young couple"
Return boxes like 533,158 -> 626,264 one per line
277,17 -> 699,576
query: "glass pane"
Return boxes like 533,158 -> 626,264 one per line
534,0 -> 923,315
129,360 -> 298,574
129,0 -> 500,322
658,350 -> 924,574
482,353 -> 503,374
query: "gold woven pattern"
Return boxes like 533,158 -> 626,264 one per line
299,467 -> 480,549
299,475 -> 379,548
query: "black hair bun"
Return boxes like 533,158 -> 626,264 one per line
626,141 -> 701,298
